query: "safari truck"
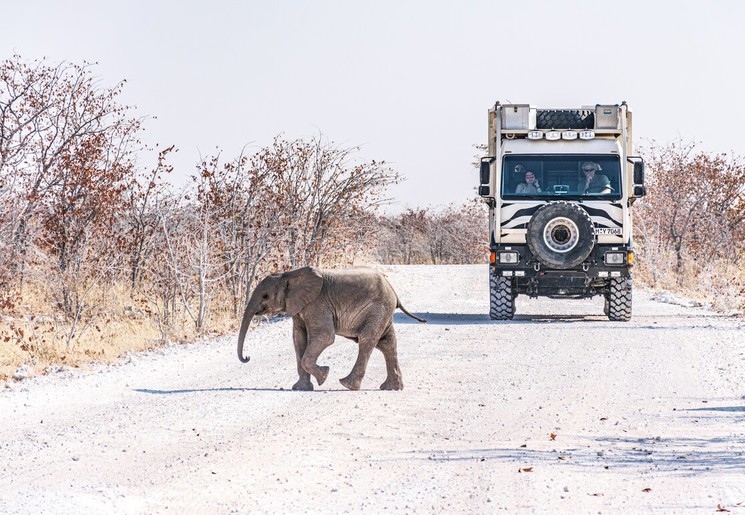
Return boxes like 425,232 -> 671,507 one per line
478,102 -> 646,321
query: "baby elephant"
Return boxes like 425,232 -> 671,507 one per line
236,266 -> 426,391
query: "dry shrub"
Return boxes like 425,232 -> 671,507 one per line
374,200 -> 488,265
634,140 -> 745,314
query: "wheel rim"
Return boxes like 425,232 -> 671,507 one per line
543,217 -> 580,253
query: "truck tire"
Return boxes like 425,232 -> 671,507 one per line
536,109 -> 594,130
527,202 -> 595,269
607,277 -> 632,321
489,273 -> 515,320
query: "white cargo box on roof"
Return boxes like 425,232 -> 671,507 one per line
594,104 -> 621,129
500,104 -> 536,130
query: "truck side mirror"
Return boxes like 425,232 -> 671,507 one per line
479,158 -> 494,197
633,160 -> 645,185
480,159 -> 491,185
627,156 -> 646,198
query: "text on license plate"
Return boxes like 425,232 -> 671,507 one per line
594,228 -> 622,235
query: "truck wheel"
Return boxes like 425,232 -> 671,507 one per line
527,202 -> 595,269
607,277 -> 632,321
489,273 -> 515,320
536,109 -> 594,130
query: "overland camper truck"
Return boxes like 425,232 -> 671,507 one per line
478,102 -> 646,321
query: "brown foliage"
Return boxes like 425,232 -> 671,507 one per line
1,55 -> 145,353
1,56 -> 141,287
374,200 -> 488,265
635,140 -> 745,308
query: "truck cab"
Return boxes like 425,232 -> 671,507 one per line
479,102 -> 646,320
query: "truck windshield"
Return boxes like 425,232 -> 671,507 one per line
502,155 -> 622,200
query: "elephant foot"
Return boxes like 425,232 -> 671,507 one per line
292,379 -> 314,391
380,378 -> 404,391
339,374 -> 361,391
314,366 -> 329,386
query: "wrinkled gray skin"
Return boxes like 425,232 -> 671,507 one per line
237,266 -> 426,391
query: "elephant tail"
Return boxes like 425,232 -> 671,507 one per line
397,301 -> 427,323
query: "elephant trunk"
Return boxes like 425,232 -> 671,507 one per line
237,303 -> 256,364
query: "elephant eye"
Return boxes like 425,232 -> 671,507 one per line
262,294 -> 269,300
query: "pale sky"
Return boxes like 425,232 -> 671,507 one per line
3,1 -> 744,212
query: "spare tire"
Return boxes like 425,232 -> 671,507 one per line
536,110 -> 594,130
527,202 -> 595,269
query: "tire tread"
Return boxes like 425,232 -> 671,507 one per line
607,277 -> 632,321
490,274 -> 515,320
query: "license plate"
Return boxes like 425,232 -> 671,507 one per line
594,227 -> 622,235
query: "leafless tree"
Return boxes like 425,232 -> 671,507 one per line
259,135 -> 400,268
374,202 -> 487,265
636,140 -> 745,283
0,55 -> 143,287
127,146 -> 176,289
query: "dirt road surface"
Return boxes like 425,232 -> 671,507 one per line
1,265 -> 744,514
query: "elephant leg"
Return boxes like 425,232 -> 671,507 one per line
291,318 -> 313,391
340,333 -> 378,391
301,329 -> 334,387
376,327 -> 403,391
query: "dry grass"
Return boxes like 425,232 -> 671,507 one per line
0,283 -> 240,381
635,255 -> 745,314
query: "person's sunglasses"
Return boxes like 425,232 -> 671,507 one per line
583,168 -> 595,172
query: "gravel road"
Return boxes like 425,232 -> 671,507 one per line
1,264 -> 744,514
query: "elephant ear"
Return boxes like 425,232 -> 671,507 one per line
283,267 -> 323,316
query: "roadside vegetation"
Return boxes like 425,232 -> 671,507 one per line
2,56 -> 744,379
634,140 -> 745,311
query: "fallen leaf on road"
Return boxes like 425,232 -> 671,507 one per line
550,433 -> 557,441
519,467 -> 533,473
591,493 -> 604,497
600,417 -> 608,421
642,488 -> 652,493
716,505 -> 730,512
558,456 -> 568,461
520,444 -> 527,448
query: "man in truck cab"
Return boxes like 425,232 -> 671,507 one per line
581,161 -> 612,194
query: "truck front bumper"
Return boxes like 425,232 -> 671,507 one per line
490,244 -> 633,298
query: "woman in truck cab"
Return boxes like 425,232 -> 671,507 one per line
516,170 -> 541,194
581,161 -> 612,194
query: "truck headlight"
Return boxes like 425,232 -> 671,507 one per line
604,251 -> 626,265
499,251 -> 519,264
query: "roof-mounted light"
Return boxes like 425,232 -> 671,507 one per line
527,131 -> 543,140
562,131 -> 578,140
579,130 -> 595,140
545,131 -> 561,141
